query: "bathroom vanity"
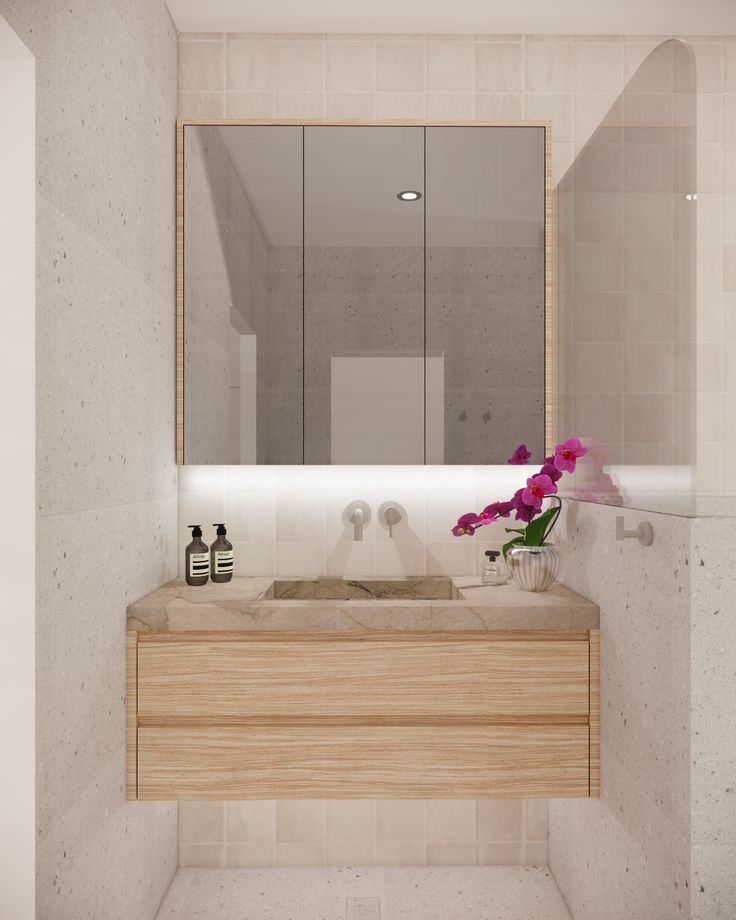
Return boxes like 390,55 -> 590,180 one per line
126,577 -> 598,802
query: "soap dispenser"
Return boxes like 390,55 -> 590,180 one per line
482,550 -> 506,586
210,524 -> 233,583
185,525 -> 210,586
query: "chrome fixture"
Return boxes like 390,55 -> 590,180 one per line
615,515 -> 654,547
397,190 -> 421,201
379,501 -> 404,538
344,500 -> 371,542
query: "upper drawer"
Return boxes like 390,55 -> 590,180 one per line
137,633 -> 590,723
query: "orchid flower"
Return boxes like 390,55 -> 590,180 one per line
508,444 -> 531,465
521,473 -> 557,511
553,437 -> 587,473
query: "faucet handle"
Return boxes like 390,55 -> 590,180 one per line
379,502 -> 403,539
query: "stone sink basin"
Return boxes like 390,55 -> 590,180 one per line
269,577 -> 459,601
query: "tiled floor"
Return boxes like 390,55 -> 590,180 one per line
156,866 -> 572,920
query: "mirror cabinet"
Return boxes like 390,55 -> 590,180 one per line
177,121 -> 550,465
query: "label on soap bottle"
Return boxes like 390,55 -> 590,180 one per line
214,550 -> 233,575
188,552 -> 210,579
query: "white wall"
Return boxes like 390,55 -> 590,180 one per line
0,15 -> 35,920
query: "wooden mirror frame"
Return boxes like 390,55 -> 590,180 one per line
176,119 -> 553,465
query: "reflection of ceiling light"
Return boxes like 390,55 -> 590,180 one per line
397,190 -> 422,201
685,192 -> 698,201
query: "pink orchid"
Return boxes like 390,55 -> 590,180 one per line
554,438 -> 587,473
451,512 -> 482,537
521,473 -> 557,511
508,444 -> 531,465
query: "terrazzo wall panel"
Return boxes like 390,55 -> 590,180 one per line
689,515 -> 736,919
0,1 -> 180,917
549,500 -> 692,920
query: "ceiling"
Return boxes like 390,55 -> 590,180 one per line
215,125 -> 544,247
166,0 -> 736,35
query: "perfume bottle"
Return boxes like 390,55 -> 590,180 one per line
482,550 -> 506,586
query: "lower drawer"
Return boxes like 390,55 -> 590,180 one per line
137,723 -> 589,800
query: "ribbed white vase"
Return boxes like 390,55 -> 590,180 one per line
506,544 -> 561,592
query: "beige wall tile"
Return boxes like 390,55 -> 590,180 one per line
426,800 -> 476,842
476,842 -> 524,865
575,94 -> 620,145
276,842 -> 327,867
376,801 -> 425,841
179,91 -> 225,118
525,93 -> 573,142
179,843 -> 225,867
226,92 -> 276,118
276,40 -> 325,92
276,91 -> 325,118
525,800 -> 550,841
327,841 -> 376,866
725,40 -> 736,91
327,800 -> 376,842
377,42 -> 426,91
623,394 -> 674,442
475,93 -> 523,120
427,40 -> 475,91
573,42 -> 623,92
525,40 -> 574,92
476,800 -> 523,842
180,40 -> 224,91
326,41 -> 376,91
574,192 -> 624,243
226,38 -> 275,91
427,842 -> 476,865
692,42 -> 724,94
277,801 -> 327,842
325,92 -> 376,120
179,801 -> 225,843
375,841 -> 427,866
227,801 -> 276,843
226,842 -> 276,867
624,342 -> 674,393
524,841 -> 549,865
426,541 -> 476,575
376,92 -> 426,119
475,43 -> 523,93
426,92 -> 475,120
573,243 -> 624,293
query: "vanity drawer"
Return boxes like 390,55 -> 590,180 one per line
136,632 -> 590,723
137,723 -> 590,800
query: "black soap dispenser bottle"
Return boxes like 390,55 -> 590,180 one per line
210,524 -> 233,583
185,525 -> 210,586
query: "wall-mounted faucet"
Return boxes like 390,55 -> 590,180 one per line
344,500 -> 371,542
379,501 -> 404,538
615,515 -> 654,547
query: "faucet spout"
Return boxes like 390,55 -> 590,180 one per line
351,506 -> 364,541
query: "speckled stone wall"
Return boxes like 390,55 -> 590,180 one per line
549,500 -> 692,920
0,1 -> 180,918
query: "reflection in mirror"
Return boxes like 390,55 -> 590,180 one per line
426,127 -> 546,463
304,126 -> 426,463
555,40 -> 696,514
183,125 -> 303,464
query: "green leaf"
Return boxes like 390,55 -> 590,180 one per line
522,506 -> 558,547
502,535 -> 524,559
504,527 -> 525,536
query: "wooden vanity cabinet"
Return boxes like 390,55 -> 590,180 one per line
127,629 -> 600,800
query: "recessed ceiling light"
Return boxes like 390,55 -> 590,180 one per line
397,190 -> 422,201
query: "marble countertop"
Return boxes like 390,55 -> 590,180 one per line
127,576 -> 599,633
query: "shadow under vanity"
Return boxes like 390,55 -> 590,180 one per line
126,577 -> 599,802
